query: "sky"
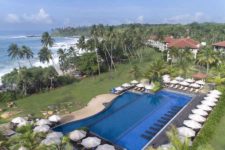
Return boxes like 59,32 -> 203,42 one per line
1,0 -> 225,33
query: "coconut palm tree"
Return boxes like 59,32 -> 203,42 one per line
57,48 -> 68,73
41,32 -> 54,48
38,47 -> 53,64
144,59 -> 168,82
166,126 -> 190,150
196,47 -> 219,73
21,45 -> 34,67
8,43 -> 23,68
40,32 -> 55,65
76,35 -> 86,51
90,25 -> 101,75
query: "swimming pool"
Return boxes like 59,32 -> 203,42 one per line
53,90 -> 192,150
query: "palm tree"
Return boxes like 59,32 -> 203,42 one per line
41,32 -> 54,48
129,64 -> 141,79
8,43 -> 23,68
196,47 -> 219,73
76,35 -> 86,51
40,32 -> 55,65
166,126 -> 190,150
144,59 -> 167,82
57,48 -> 68,73
90,25 -> 101,75
38,47 -> 53,64
21,45 -> 34,67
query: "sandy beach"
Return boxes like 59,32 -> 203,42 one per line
61,94 -> 118,123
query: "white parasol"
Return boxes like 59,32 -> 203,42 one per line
46,132 -> 63,139
179,81 -> 189,86
185,78 -> 195,83
130,80 -> 139,84
192,109 -> 208,116
41,138 -> 61,145
115,86 -> 124,91
81,137 -> 101,148
122,83 -> 131,87
196,104 -> 212,111
190,83 -> 200,88
33,125 -> 50,133
48,115 -> 61,123
175,76 -> 184,81
69,130 -> 87,141
201,100 -> 216,107
188,114 -> 206,123
207,93 -> 220,99
210,90 -> 222,95
136,83 -> 144,88
96,144 -> 115,150
177,126 -> 196,138
183,120 -> 202,129
195,80 -> 205,85
204,97 -> 218,102
170,80 -> 179,84
11,117 -> 26,124
36,119 -> 51,126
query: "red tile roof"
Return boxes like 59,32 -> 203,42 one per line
192,73 -> 207,79
168,38 -> 200,49
212,41 -> 225,47
164,36 -> 175,44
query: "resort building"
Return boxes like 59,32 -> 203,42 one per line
212,41 -> 225,52
147,36 -> 167,52
165,37 -> 201,61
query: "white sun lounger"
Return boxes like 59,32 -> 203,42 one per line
174,85 -> 179,89
190,88 -> 194,92
183,87 -> 188,91
179,86 -> 184,90
170,84 -> 174,88
195,89 -> 199,93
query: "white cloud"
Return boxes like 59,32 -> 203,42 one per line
5,14 -> 21,23
136,16 -> 144,23
5,8 -> 53,24
164,12 -> 208,24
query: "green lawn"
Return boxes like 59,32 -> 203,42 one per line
0,62 -> 149,119
209,115 -> 225,150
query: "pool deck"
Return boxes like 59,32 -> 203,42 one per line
60,94 -> 118,123
143,89 -> 206,149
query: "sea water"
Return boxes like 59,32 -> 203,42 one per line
0,32 -> 79,84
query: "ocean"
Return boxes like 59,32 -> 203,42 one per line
0,32 -> 79,84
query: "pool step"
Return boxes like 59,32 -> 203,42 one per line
141,134 -> 153,140
153,123 -> 164,128
145,130 -> 157,136
158,119 -> 168,124
140,106 -> 183,141
149,126 -> 161,131
161,116 -> 170,121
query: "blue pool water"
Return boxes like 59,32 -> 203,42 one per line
53,90 -> 192,150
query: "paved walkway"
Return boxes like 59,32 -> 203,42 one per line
61,94 -> 118,123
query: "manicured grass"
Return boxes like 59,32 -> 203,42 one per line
0,62 -> 150,118
209,115 -> 225,150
